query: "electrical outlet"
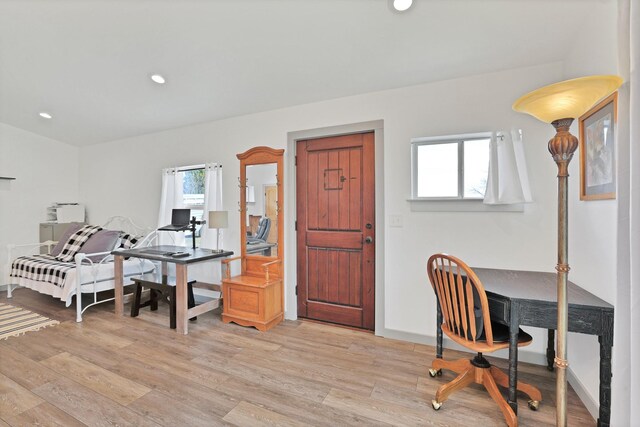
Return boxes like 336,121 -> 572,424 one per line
389,214 -> 403,228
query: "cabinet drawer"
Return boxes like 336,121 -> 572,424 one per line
39,224 -> 54,241
39,224 -> 55,254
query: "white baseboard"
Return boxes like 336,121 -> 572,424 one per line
379,327 -> 548,365
567,366 -> 599,420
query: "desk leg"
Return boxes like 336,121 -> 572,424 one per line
508,308 -> 519,414
597,320 -> 614,427
436,305 -> 443,359
175,263 -> 188,335
546,329 -> 556,371
161,261 -> 168,284
114,255 -> 124,316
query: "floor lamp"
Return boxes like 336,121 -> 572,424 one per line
513,75 -> 622,426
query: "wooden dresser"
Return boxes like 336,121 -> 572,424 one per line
222,257 -> 283,331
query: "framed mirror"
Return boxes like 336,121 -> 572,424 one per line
245,164 -> 278,257
238,147 -> 284,275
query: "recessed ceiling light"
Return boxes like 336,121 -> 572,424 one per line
150,74 -> 166,84
393,0 -> 413,11
39,112 -> 52,119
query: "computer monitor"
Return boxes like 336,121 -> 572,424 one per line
158,208 -> 191,231
171,208 -> 190,226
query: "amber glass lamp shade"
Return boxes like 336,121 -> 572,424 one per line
512,75 -> 623,123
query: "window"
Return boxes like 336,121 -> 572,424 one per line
180,166 -> 205,243
411,133 -> 491,200
181,167 -> 205,218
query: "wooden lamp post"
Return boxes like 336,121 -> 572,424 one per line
512,75 -> 622,426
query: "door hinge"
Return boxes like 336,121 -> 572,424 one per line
295,220 -> 297,231
295,285 -> 298,296
295,155 -> 297,166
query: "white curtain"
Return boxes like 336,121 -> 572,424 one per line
628,0 -> 640,422
199,163 -> 223,250
157,167 -> 185,246
483,129 -> 533,205
612,1 -> 636,425
189,163 -> 224,285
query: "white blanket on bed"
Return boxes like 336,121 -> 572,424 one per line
9,258 -> 155,305
11,254 -> 76,289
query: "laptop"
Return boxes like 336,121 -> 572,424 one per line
158,208 -> 191,231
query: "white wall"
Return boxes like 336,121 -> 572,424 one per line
0,122 -> 79,285
613,2 -> 639,426
561,0 -> 620,417
80,61 -> 565,355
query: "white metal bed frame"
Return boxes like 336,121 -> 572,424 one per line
5,216 -> 157,322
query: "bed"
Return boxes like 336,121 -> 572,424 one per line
5,216 -> 156,322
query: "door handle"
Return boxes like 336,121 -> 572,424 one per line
364,236 -> 373,244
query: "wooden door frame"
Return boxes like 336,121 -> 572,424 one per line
285,120 -> 385,334
264,184 -> 278,244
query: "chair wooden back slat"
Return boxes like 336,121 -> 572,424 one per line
431,258 -> 446,329
427,254 -> 494,347
466,277 -> 477,343
446,260 -> 462,335
436,258 -> 454,332
455,264 -> 469,341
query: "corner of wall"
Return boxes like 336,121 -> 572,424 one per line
568,367 -> 599,420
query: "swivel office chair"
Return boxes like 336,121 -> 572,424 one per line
247,217 -> 271,243
426,254 -> 541,427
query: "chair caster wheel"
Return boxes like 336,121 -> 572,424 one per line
432,400 -> 442,410
528,400 -> 540,411
428,368 -> 442,377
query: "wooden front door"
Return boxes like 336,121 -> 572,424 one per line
296,132 -> 375,330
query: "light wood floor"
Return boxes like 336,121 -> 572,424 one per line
0,288 -> 594,426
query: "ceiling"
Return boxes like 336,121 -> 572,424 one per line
0,0 -> 611,146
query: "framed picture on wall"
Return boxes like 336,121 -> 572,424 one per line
579,91 -> 618,201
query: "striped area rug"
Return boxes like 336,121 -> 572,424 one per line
0,303 -> 59,340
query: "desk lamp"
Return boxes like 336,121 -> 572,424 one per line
513,75 -> 622,426
208,210 -> 228,253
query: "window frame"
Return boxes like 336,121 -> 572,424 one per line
178,164 -> 206,218
410,132 -> 492,201
176,164 -> 206,244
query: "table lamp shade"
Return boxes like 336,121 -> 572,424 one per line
208,210 -> 228,229
512,75 -> 623,123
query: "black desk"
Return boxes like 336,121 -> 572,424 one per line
112,245 -> 233,334
435,268 -> 614,427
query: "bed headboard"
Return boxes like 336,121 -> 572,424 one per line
102,216 -> 151,237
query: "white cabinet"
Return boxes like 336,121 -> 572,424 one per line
39,223 -> 78,254
46,204 -> 85,223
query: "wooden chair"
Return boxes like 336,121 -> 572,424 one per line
426,254 -> 541,427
